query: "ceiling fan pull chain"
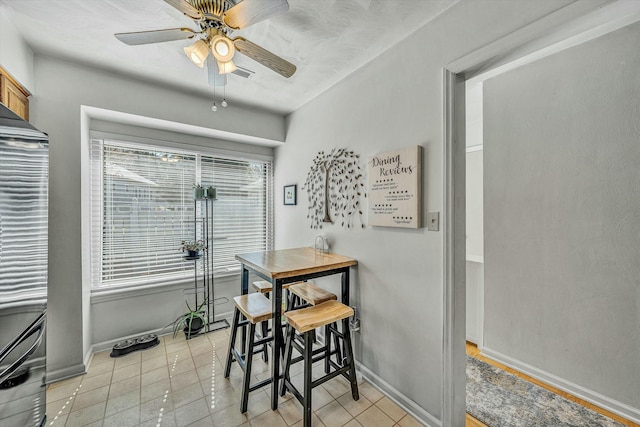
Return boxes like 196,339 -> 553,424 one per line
222,84 -> 228,108
212,80 -> 218,112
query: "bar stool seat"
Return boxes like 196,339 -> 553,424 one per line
286,300 -> 352,332
234,293 -> 272,323
251,280 -> 297,294
288,282 -> 337,306
281,300 -> 359,427
224,293 -> 274,413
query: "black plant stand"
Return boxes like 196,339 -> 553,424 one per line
185,197 -> 229,339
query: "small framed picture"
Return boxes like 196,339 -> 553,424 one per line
284,184 -> 297,205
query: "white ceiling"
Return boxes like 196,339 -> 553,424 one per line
1,0 -> 458,115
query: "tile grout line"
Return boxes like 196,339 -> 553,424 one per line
47,383 -> 82,425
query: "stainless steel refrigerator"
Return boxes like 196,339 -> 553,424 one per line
0,104 -> 48,426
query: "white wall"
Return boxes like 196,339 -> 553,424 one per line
274,1 -> 575,424
28,54 -> 285,381
465,81 -> 484,346
465,261 -> 483,344
0,5 -> 34,91
465,149 -> 483,343
484,21 -> 640,421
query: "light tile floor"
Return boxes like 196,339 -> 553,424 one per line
46,329 -> 423,427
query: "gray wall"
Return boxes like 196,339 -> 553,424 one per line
273,1 -> 574,423
28,55 -> 284,381
484,22 -> 640,414
91,275 -> 237,350
0,5 -> 33,91
466,151 -> 483,259
466,150 -> 483,343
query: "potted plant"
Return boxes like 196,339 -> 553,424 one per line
180,239 -> 205,259
173,299 -> 207,339
206,185 -> 217,199
193,183 -> 205,199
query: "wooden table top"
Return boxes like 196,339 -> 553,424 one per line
235,247 -> 357,280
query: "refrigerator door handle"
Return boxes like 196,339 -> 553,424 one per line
0,310 -> 46,384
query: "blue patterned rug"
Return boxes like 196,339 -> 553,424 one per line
466,356 -> 624,426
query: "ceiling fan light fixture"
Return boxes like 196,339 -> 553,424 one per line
211,35 -> 235,62
184,39 -> 210,67
217,60 -> 237,75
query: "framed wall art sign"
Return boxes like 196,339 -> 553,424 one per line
368,145 -> 422,228
284,184 -> 297,205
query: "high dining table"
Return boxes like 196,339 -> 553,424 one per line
235,247 -> 357,410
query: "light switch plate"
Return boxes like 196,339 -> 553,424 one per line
427,212 -> 439,231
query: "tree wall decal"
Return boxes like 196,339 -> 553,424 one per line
302,148 -> 367,229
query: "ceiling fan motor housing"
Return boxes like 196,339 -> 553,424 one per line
187,0 -> 234,18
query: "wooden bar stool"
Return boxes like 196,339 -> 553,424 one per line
280,300 -> 359,427
287,282 -> 342,373
224,293 -> 274,413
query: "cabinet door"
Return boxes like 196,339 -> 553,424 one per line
0,71 -> 30,122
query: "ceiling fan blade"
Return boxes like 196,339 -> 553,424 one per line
206,55 -> 227,87
164,0 -> 202,19
224,0 -> 289,29
233,37 -> 296,78
115,28 -> 196,45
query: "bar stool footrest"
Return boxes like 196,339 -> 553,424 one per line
230,341 -> 272,371
311,365 -> 351,389
248,377 -> 273,393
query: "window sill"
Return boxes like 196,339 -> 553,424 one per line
90,270 -> 240,304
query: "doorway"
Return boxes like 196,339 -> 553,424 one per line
443,2 -> 640,425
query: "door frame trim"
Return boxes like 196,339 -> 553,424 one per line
441,0 -> 640,424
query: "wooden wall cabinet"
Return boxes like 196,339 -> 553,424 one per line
0,66 -> 30,121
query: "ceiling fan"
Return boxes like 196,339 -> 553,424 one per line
115,0 -> 296,86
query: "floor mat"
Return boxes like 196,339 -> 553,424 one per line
466,355 -> 625,427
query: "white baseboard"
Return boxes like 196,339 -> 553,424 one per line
357,362 -> 441,427
87,311 -> 234,358
481,347 -> 640,424
46,363 -> 86,384
89,327 -> 165,355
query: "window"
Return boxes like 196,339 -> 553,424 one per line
90,138 -> 273,289
0,133 -> 48,303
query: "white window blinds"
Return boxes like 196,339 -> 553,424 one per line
90,138 -> 273,289
201,156 -> 273,273
0,133 -> 48,305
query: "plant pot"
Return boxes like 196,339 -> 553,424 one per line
183,316 -> 204,337
193,187 -> 205,199
184,250 -> 200,260
206,186 -> 217,199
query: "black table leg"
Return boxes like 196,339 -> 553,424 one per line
341,267 -> 350,306
241,266 -> 249,295
271,278 -> 283,410
341,268 -> 350,363
241,266 -> 249,353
